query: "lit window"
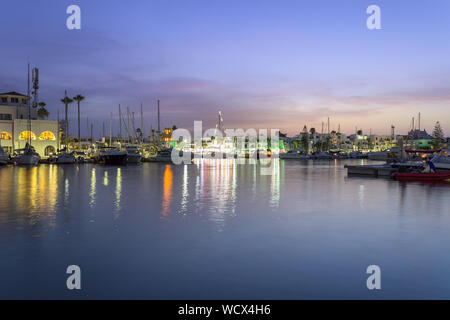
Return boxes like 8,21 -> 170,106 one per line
19,131 -> 36,140
0,132 -> 12,140
38,131 -> 56,141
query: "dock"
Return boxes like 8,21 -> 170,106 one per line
345,162 -> 424,177
345,164 -> 397,177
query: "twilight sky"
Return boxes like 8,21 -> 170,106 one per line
0,0 -> 449,137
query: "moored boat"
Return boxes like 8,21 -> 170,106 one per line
312,152 -> 332,160
279,150 -> 310,160
431,154 -> 450,170
12,143 -> 40,165
96,147 -> 127,165
56,153 -> 76,164
125,146 -> 142,163
0,146 -> 9,165
392,171 -> 450,182
148,148 -> 175,163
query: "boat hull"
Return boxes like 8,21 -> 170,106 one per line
435,164 -> 450,170
13,155 -> 40,165
126,155 -> 142,163
97,154 -> 127,165
392,172 -> 450,182
148,156 -> 173,163
279,153 -> 309,160
0,155 -> 8,165
57,154 -> 76,164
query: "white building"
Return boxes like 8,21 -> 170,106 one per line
0,91 -> 59,158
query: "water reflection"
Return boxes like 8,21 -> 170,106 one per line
192,159 -> 240,230
103,171 -> 109,186
89,168 -> 96,208
1,160 -> 449,237
0,165 -> 58,227
161,165 -> 173,218
180,165 -> 189,215
270,159 -> 281,208
115,167 -> 122,214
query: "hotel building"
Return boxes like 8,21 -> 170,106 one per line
0,91 -> 59,158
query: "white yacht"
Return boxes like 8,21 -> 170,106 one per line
367,147 -> 403,161
0,146 -> 9,165
125,146 -> 142,163
12,143 -> 40,165
431,154 -> 450,170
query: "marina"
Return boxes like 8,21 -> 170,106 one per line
1,0 -> 450,303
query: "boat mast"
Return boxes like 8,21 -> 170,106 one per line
119,104 -> 122,140
57,109 -> 60,151
132,111 -> 136,141
27,63 -> 31,146
109,112 -> 112,146
127,107 -> 131,143
140,102 -> 144,143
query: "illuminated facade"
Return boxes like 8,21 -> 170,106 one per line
161,128 -> 175,148
0,91 -> 59,157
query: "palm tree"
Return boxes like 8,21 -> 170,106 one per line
37,102 -> 49,119
61,92 -> 73,151
73,95 -> 85,149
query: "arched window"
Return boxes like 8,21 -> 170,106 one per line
0,132 -> 12,140
45,146 -> 56,156
19,131 -> 36,140
39,131 -> 56,141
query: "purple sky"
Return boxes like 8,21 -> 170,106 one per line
1,0 -> 449,137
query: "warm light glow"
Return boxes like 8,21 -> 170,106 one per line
19,131 -> 36,140
161,165 -> 173,217
38,131 -> 56,141
0,132 -> 12,140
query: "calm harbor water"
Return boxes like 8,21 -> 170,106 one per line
1,159 -> 449,299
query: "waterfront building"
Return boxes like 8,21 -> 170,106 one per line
408,129 -> 434,149
0,91 -> 58,157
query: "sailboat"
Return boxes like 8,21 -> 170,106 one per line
13,65 -> 41,165
12,143 -> 40,165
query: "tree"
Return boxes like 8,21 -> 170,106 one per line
172,125 -> 177,131
61,92 -> 74,150
309,127 -> 316,135
73,95 -> 85,150
357,129 -> 363,136
37,102 -> 49,119
300,125 -> 309,153
136,128 -> 143,140
432,121 -> 445,149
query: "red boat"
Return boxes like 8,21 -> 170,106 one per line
392,172 -> 450,182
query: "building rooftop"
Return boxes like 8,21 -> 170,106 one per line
408,129 -> 433,140
0,91 -> 29,97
